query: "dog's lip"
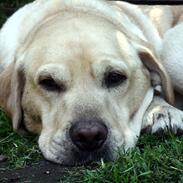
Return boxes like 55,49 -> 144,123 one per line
45,141 -> 113,166
64,144 -> 113,166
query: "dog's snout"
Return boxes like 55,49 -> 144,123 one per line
69,119 -> 108,152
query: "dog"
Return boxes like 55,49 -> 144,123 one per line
0,0 -> 182,165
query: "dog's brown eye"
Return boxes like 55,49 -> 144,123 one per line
104,71 -> 127,88
39,78 -> 65,92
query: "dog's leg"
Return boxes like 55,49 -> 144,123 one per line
142,96 -> 183,135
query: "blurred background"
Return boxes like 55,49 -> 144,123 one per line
0,0 -> 32,26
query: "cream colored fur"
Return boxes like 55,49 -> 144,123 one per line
139,5 -> 183,94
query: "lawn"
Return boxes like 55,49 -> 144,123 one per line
0,0 -> 183,183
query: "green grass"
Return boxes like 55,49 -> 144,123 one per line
0,1 -> 183,182
0,112 -> 41,170
62,134 -> 183,183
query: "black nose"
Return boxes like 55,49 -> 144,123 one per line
69,118 -> 108,152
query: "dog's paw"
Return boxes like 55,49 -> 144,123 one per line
142,98 -> 183,135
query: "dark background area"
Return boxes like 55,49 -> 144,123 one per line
120,0 -> 183,4
0,0 -> 32,26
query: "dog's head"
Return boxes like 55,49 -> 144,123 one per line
0,0 -> 173,165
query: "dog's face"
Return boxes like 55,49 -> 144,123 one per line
0,8 -> 172,165
20,13 -> 151,165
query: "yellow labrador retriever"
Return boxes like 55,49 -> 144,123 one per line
0,0 -> 182,165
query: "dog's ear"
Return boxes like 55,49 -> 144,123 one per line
0,63 -> 25,132
137,46 -> 174,104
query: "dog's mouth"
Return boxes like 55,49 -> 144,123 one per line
39,117 -> 120,165
55,147 -> 113,166
49,118 -> 114,165
39,133 -> 115,166
67,145 -> 113,166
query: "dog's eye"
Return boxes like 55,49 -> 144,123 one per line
104,71 -> 127,88
39,78 -> 65,92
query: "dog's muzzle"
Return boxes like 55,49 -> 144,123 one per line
69,118 -> 108,152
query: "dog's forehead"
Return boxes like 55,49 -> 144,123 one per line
25,12 -> 138,75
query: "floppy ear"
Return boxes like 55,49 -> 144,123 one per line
0,63 -> 25,132
138,46 -> 174,104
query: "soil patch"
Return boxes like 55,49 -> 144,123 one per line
0,160 -> 72,183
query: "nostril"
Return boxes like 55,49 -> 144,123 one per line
69,119 -> 108,152
96,131 -> 106,141
77,132 -> 86,142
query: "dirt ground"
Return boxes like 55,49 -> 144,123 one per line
0,160 -> 71,183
